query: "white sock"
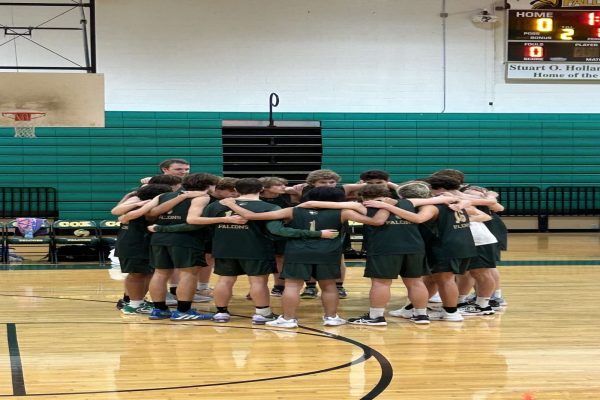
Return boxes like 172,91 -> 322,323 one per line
169,284 -> 177,289
475,297 -> 490,308
493,289 -> 502,298
197,282 -> 209,291
414,308 -> 427,316
457,295 -> 468,303
256,307 -> 272,316
129,300 -> 143,308
369,307 -> 385,318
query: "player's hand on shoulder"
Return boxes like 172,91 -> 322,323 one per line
226,215 -> 247,224
219,197 -> 237,206
147,224 -> 157,232
140,177 -> 151,184
320,229 -> 339,239
449,199 -> 471,211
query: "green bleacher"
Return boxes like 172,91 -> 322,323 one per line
1,111 -> 599,220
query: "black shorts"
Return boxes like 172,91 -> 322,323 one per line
214,258 -> 275,276
150,245 -> 207,269
281,262 -> 341,281
119,257 -> 153,274
428,257 -> 470,275
365,254 -> 430,279
468,244 -> 497,269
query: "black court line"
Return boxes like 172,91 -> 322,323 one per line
7,324 -> 26,396
0,321 -> 392,398
301,325 -> 394,400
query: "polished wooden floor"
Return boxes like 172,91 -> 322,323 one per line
1,233 -> 600,399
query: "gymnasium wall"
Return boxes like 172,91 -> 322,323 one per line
1,111 -> 599,220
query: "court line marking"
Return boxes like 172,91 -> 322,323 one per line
6,324 -> 26,396
1,321 -> 392,399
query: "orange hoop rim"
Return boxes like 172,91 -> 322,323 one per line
2,111 -> 46,122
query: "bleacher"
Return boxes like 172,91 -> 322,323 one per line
1,112 -> 599,225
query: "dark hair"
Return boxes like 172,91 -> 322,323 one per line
159,158 -> 189,170
425,175 -> 462,191
182,173 -> 220,190
431,169 -> 465,184
359,169 -> 390,182
148,175 -> 182,186
136,184 -> 173,200
357,184 -> 391,200
235,178 -> 263,195
305,187 -> 346,202
216,177 -> 239,191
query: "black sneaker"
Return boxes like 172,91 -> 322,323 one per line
459,303 -> 495,316
410,314 -> 431,325
116,298 -> 126,310
348,314 -> 387,326
300,286 -> 318,299
488,299 -> 502,310
270,287 -> 284,297
337,286 -> 348,299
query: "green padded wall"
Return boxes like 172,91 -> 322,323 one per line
1,111 -> 599,220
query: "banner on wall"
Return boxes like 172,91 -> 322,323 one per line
506,62 -> 600,79
509,0 -> 600,9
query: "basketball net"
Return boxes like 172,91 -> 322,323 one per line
1,111 -> 46,138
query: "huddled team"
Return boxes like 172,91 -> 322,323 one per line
111,158 -> 508,327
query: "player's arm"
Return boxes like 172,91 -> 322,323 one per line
265,220 -> 338,239
186,197 -> 247,225
342,209 -> 389,226
406,195 -> 459,208
466,206 -> 492,222
118,196 -> 161,223
298,200 -> 367,214
146,190 -> 209,217
111,196 -> 147,216
219,198 -> 293,221
363,200 -> 439,224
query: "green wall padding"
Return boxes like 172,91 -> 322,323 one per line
1,112 -> 599,220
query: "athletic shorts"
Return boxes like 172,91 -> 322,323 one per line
274,240 -> 286,256
281,262 -> 341,281
150,245 -> 207,269
468,244 -> 497,270
428,257 -> 470,275
119,257 -> 153,274
214,258 -> 275,276
365,254 -> 430,279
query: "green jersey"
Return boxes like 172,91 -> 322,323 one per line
116,215 -> 150,259
203,199 -> 279,260
150,191 -> 206,249
363,199 -> 425,256
419,205 -> 477,260
284,208 -> 344,264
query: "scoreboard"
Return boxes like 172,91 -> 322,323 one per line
507,9 -> 600,62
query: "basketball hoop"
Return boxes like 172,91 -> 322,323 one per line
1,111 -> 46,138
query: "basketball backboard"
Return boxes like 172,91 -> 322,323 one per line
0,72 -> 105,127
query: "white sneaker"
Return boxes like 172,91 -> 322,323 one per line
192,294 -> 212,303
429,309 -> 464,322
323,315 -> 347,326
252,313 -> 278,325
165,292 -> 177,306
212,312 -> 231,323
389,306 -> 414,319
428,292 -> 443,303
266,315 -> 298,328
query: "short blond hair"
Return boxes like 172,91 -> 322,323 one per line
306,169 -> 341,185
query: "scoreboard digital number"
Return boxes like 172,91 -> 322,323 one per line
507,9 -> 600,62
